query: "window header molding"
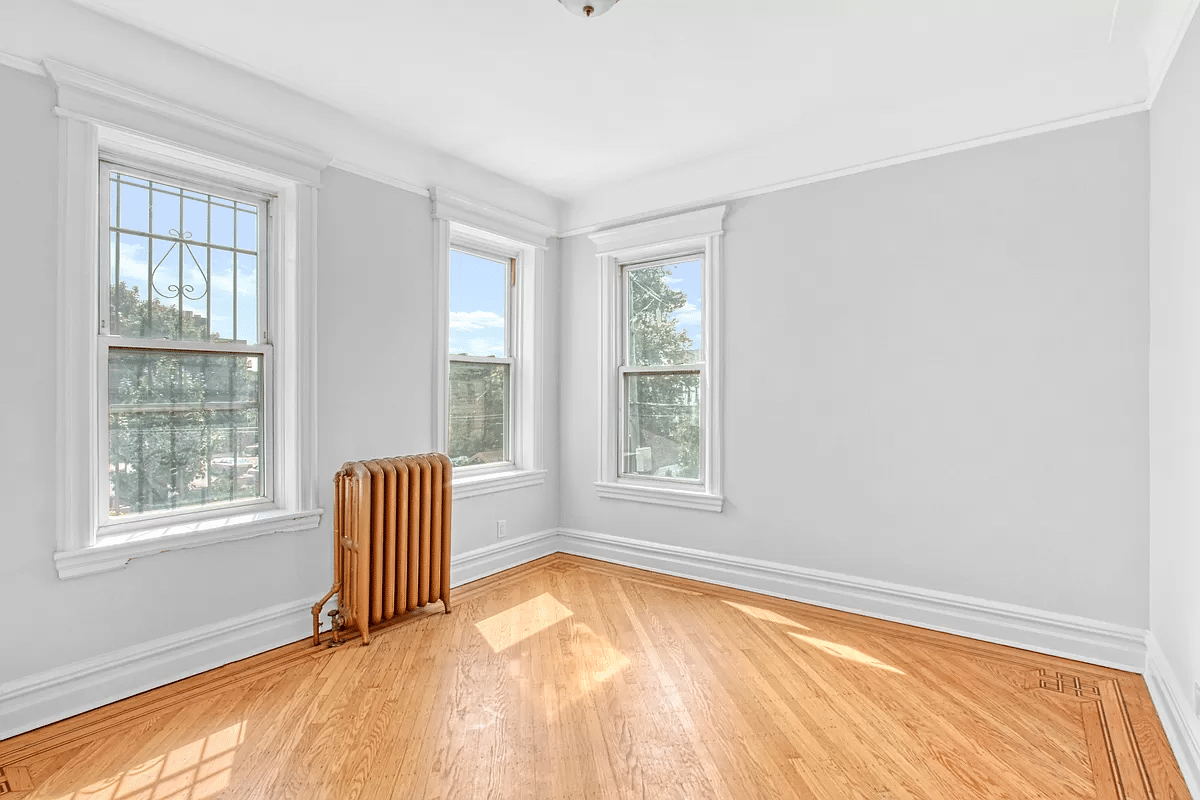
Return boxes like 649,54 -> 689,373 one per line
431,192 -> 547,498
589,205 -> 727,257
52,64 -> 324,578
431,187 -> 555,249
44,60 -> 331,187
594,205 -> 727,513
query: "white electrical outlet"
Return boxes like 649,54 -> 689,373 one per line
497,519 -> 507,539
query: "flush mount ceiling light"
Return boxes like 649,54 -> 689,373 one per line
558,0 -> 620,18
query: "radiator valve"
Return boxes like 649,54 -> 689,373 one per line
327,608 -> 347,647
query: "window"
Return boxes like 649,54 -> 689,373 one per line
448,247 -> 513,469
102,165 -> 272,521
592,206 -> 726,512
51,61 -> 325,578
621,256 -> 704,482
432,188 -> 551,499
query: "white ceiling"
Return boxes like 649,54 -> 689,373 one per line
67,0 -> 1196,223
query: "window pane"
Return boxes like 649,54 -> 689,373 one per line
151,184 -> 181,237
448,249 -> 506,357
236,253 -> 258,345
112,232 -> 150,338
448,361 -> 509,467
236,207 -> 257,251
118,178 -> 149,233
626,259 -> 703,366
211,201 -> 235,248
183,196 -> 209,245
210,249 -> 235,343
106,171 -> 263,343
108,348 -> 264,519
623,371 -> 700,480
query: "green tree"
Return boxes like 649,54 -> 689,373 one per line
625,265 -> 700,479
108,281 -> 261,517
448,361 -> 508,465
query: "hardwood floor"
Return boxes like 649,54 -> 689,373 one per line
1,554 -> 1191,799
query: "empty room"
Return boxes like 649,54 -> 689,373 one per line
2,0 -> 1200,797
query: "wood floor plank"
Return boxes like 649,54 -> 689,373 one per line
2,554 -> 1192,800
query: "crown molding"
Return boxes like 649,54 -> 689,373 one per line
1146,0 -> 1200,107
44,60 -> 331,186
0,50 -> 44,77
329,158 -> 429,198
431,186 -> 556,248
560,102 -> 1148,237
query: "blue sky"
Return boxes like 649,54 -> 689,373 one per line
449,249 -> 507,357
110,175 -> 259,343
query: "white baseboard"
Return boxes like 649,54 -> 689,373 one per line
1145,633 -> 1200,796
449,528 -> 561,588
0,525 -> 1151,746
0,597 -> 318,741
0,528 -> 561,742
556,528 -> 1148,672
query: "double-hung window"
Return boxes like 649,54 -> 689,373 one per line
621,255 -> 704,481
51,61 -> 324,578
101,164 -> 272,520
592,206 -> 726,512
431,188 -> 551,499
448,246 -> 513,469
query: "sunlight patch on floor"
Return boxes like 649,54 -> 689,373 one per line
722,599 -> 811,629
54,720 -> 245,800
535,622 -> 631,721
475,592 -> 574,653
574,622 -> 631,685
788,632 -> 905,675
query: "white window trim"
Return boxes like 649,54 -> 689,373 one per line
49,61 -> 329,579
98,161 -> 276,530
431,188 -> 552,500
591,206 -> 727,513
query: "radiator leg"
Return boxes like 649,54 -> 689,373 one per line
311,583 -> 339,647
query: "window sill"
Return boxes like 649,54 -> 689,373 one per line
54,507 -> 324,580
594,481 -> 724,513
454,468 -> 547,500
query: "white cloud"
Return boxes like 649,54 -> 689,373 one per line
115,238 -> 254,297
450,310 -> 505,331
117,239 -> 146,261
672,302 -> 701,326
467,337 -> 505,358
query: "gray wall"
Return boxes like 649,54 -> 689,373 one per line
560,114 -> 1150,626
1149,4 -> 1200,731
318,168 -> 561,558
0,43 -> 1156,696
0,66 -> 559,685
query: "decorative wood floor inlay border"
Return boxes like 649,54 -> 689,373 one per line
0,555 -> 560,772
0,766 -> 34,796
0,554 -> 1190,800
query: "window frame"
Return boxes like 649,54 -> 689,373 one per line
618,253 -> 707,486
97,160 -> 277,530
431,188 -> 552,500
49,61 -> 327,579
591,206 -> 727,513
447,240 -> 517,474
